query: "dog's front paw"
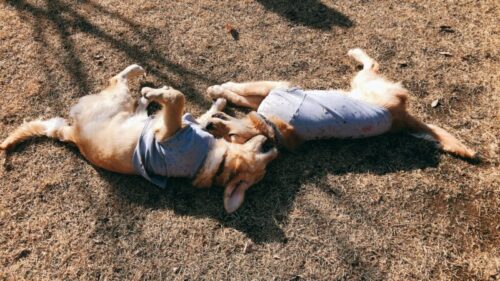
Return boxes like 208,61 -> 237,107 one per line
142,86 -> 184,104
140,87 -> 155,96
207,85 -> 224,99
213,98 -> 227,111
141,86 -> 172,98
144,89 -> 165,100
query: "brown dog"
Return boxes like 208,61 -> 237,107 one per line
0,65 -> 277,213
205,49 -> 476,159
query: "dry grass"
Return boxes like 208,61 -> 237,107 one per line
0,0 -> 499,280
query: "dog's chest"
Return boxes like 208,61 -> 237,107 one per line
257,88 -> 392,141
132,114 -> 213,187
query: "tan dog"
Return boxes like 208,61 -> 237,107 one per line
0,65 -> 277,213
205,49 -> 476,159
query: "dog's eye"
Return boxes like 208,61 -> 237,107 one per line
212,113 -> 229,121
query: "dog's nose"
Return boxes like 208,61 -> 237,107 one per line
206,122 -> 215,131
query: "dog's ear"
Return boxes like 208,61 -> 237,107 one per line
223,176 -> 251,213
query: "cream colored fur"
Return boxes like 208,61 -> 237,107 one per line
0,65 -> 277,213
206,48 -> 476,159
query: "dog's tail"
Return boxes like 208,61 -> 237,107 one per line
0,118 -> 75,151
404,114 -> 476,159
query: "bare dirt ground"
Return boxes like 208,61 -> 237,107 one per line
0,0 -> 499,280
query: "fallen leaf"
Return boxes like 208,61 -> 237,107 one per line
243,241 -> 253,254
439,25 -> 455,33
224,23 -> 239,41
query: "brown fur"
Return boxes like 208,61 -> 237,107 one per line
0,65 -> 277,213
205,49 -> 476,159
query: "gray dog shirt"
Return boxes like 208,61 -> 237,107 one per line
132,113 -> 214,187
257,88 -> 392,141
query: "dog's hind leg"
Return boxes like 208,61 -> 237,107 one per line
346,49 -> 476,159
403,114 -> 477,159
348,48 -> 379,72
346,49 -> 406,110
141,86 -> 185,141
108,64 -> 145,89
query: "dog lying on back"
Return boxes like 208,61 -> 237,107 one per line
0,65 -> 277,213
204,49 -> 476,159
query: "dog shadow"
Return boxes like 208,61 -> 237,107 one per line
256,0 -> 354,29
96,134 -> 442,243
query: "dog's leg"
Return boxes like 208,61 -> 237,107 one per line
348,48 -> 379,72
402,114 -> 477,159
108,64 -> 145,90
347,49 -> 476,159
207,81 -> 290,109
218,81 -> 291,96
141,86 -> 185,141
207,85 -> 263,109
134,96 -> 150,115
196,98 -> 227,127
346,48 -> 407,108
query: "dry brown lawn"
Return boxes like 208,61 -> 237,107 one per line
0,0 -> 499,280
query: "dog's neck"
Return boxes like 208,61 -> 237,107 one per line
192,139 -> 228,188
248,112 -> 301,150
254,113 -> 284,147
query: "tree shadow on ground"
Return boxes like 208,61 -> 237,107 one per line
256,0 -> 354,29
1,132 -> 441,280
97,134 -> 441,244
5,0 -> 217,106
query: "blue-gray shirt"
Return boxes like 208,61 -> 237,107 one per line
257,88 -> 392,141
132,113 -> 214,187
